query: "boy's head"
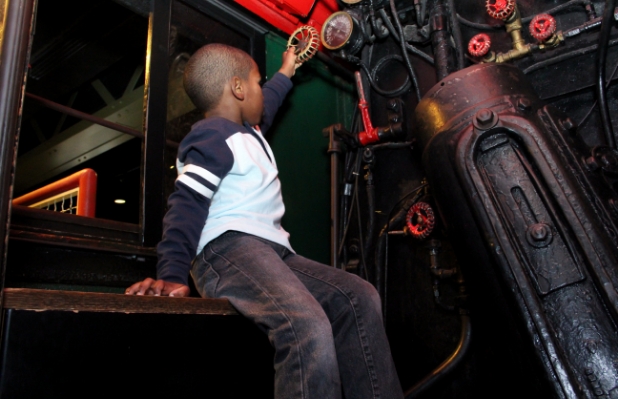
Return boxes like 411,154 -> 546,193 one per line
183,43 -> 257,113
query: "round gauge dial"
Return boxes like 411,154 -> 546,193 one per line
321,12 -> 355,50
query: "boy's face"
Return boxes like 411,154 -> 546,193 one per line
241,63 -> 264,126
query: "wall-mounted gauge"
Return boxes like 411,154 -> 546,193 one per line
320,11 -> 364,55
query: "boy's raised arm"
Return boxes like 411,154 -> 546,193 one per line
278,46 -> 299,78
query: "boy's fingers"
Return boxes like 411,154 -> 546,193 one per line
125,278 -> 155,295
137,278 -> 155,295
150,280 -> 165,296
168,285 -> 190,297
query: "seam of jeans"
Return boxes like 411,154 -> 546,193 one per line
208,243 -> 308,399
192,248 -> 219,296
288,265 -> 381,399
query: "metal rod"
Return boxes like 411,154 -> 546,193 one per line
25,92 -> 179,149
404,314 -> 472,398
595,0 -> 617,148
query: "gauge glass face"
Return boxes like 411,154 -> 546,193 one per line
321,12 -> 353,50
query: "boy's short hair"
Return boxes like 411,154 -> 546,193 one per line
183,43 -> 255,112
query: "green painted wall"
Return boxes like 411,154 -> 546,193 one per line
264,33 -> 354,265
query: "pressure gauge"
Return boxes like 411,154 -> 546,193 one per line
320,11 -> 364,55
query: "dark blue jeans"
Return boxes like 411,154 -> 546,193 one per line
191,231 -> 404,399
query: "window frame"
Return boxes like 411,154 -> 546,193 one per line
1,0 -> 269,263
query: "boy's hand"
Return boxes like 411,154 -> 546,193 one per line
125,278 -> 190,297
279,47 -> 299,78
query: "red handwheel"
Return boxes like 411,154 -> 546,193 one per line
406,202 -> 436,240
529,14 -> 557,42
287,25 -> 320,67
485,0 -> 516,20
468,33 -> 492,57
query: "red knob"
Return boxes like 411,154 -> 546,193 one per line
406,202 -> 436,240
485,0 -> 516,21
529,13 -> 557,42
468,33 -> 492,57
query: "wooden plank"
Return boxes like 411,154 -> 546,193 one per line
8,230 -> 156,256
2,288 -> 238,315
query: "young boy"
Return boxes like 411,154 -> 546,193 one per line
126,43 -> 404,399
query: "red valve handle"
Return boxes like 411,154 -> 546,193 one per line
406,202 -> 436,240
485,0 -> 516,21
354,71 -> 380,146
468,33 -> 492,57
529,13 -> 557,42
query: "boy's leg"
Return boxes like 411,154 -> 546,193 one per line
283,253 -> 405,399
191,231 -> 342,399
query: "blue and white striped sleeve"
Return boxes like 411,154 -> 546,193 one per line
156,132 -> 234,285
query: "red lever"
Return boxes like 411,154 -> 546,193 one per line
355,71 -> 380,146
468,33 -> 492,57
529,13 -> 557,42
485,0 -> 516,21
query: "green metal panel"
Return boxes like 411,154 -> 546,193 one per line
265,33 -> 354,264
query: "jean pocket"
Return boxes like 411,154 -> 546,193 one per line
191,252 -> 220,298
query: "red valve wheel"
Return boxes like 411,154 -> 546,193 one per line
485,0 -> 516,21
468,33 -> 492,57
529,13 -> 557,42
287,25 -> 320,67
406,202 -> 436,240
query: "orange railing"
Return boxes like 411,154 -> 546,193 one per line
12,168 -> 97,217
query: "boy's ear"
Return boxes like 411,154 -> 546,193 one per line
230,76 -> 244,101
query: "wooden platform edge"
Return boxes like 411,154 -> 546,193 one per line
2,288 -> 239,315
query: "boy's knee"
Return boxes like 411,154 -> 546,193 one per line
348,274 -> 383,314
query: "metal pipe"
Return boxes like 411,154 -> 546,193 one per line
447,0 -> 465,70
389,0 -> 423,101
595,0 -> 617,148
25,92 -> 179,149
324,124 -> 344,268
404,313 -> 472,398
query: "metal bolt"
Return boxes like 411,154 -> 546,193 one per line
584,156 -> 599,171
600,153 -> 618,169
386,99 -> 399,111
526,223 -> 553,247
560,118 -> 575,131
475,109 -> 494,124
608,198 -> 618,213
389,115 -> 400,124
517,98 -> 531,111
529,224 -> 548,241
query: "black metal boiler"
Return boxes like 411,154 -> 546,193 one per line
414,63 -> 618,398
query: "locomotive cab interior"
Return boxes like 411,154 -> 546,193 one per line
0,0 -> 617,398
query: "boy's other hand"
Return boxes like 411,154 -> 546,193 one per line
125,278 -> 190,297
279,47 -> 299,78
